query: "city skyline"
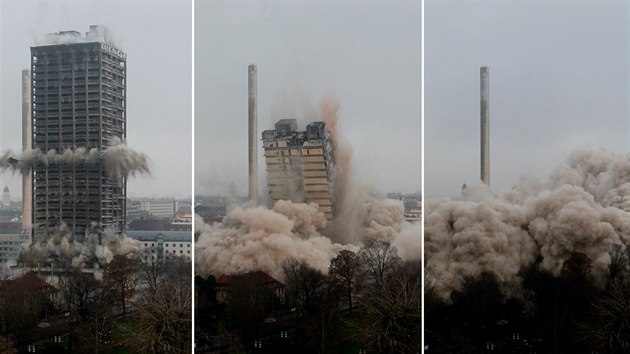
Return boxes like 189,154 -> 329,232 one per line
0,1 -> 192,200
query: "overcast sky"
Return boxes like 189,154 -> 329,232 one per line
0,0 -> 192,200
195,1 -> 422,198
425,1 -> 628,198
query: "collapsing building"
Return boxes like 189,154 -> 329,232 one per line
31,26 -> 127,238
262,119 -> 336,220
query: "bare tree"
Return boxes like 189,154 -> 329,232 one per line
136,249 -> 168,293
329,250 -> 365,310
0,275 -> 47,349
58,266 -> 101,321
581,280 -> 630,352
607,244 -> 629,286
91,282 -> 118,353
104,255 -> 138,315
282,259 -> 328,313
356,261 -> 421,353
128,258 -> 192,353
359,242 -> 402,285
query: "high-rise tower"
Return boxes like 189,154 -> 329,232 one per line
31,26 -> 127,238
262,119 -> 336,220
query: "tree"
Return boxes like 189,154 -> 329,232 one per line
129,258 -> 192,354
57,264 -> 107,353
607,244 -> 629,287
0,275 -> 48,349
359,242 -> 402,285
58,266 -> 101,321
136,249 -> 168,293
522,252 -> 597,353
582,280 -> 630,352
104,255 -> 138,315
450,271 -> 503,332
329,250 -> 365,310
282,259 -> 328,314
356,261 -> 422,353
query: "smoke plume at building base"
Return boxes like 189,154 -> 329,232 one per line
19,222 -> 141,268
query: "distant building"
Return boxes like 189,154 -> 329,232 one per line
127,218 -> 172,231
31,26 -> 127,237
0,222 -> 30,263
262,119 -> 336,220
126,199 -> 145,222
387,192 -> 421,223
2,187 -> 9,209
139,200 -> 177,219
127,217 -> 191,232
195,205 -> 227,223
127,230 -> 191,260
174,209 -> 192,223
404,207 -> 421,224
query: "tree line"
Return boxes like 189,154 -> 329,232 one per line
426,245 -> 630,353
0,253 -> 191,353
196,242 -> 421,354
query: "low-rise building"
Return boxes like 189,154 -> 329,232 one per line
0,222 -> 30,263
215,271 -> 285,304
127,230 -> 192,260
0,273 -> 59,305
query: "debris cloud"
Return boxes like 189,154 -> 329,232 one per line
195,201 -> 351,280
425,147 -> 630,300
19,223 -> 141,267
196,97 -> 420,279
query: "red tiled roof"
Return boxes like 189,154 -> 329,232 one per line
0,273 -> 57,294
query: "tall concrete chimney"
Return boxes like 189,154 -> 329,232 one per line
22,69 -> 32,231
248,65 -> 258,204
480,66 -> 490,185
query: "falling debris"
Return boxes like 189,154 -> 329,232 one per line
103,137 -> 151,183
19,222 -> 141,267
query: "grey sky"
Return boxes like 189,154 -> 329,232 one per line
425,1 -> 628,198
195,1 -> 421,198
0,0 -> 192,200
